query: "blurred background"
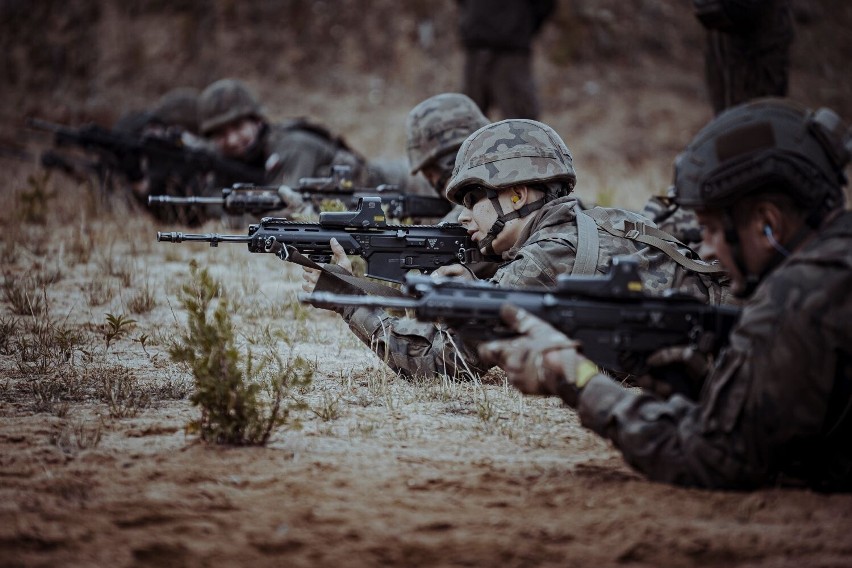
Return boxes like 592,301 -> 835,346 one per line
2,0 -> 850,209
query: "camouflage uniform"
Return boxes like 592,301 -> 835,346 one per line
457,0 -> 554,120
695,0 -> 794,114
139,87 -> 217,226
641,195 -> 703,247
339,119 -> 725,380
578,211 -> 852,490
569,100 -> 852,490
200,78 -> 428,219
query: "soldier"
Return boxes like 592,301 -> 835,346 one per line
694,0 -> 794,114
640,190 -> 703,248
457,0 -> 554,120
302,119 -> 726,380
480,99 -> 852,491
199,78 -> 433,219
406,92 -> 489,204
125,87 -> 216,226
199,78 -> 373,217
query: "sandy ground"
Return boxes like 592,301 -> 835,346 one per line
3,2 -> 852,564
2,147 -> 852,568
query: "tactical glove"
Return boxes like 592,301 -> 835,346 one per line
478,304 -> 599,407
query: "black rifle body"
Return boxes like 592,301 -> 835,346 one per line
29,119 -> 265,184
304,257 -> 741,376
148,184 -> 453,219
157,197 -> 480,284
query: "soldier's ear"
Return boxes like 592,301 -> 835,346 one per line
510,186 -> 528,208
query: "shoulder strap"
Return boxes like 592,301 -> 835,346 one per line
571,207 -> 601,276
584,208 -> 725,275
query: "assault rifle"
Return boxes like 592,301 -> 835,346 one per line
303,256 -> 741,380
156,196 -> 482,284
28,118 -> 265,184
147,181 -> 454,219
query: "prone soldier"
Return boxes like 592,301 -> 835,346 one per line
302,119 -> 727,380
480,99 -> 852,491
198,78 -> 432,220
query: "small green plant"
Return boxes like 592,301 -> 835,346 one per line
103,313 -> 136,349
169,261 -> 312,446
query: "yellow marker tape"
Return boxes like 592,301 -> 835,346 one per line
575,359 -> 599,388
628,281 -> 644,292
375,215 -> 385,222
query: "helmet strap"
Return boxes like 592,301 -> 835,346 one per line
477,188 -> 552,257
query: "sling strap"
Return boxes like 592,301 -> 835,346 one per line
571,206 -> 601,276
282,246 -> 406,298
582,207 -> 725,275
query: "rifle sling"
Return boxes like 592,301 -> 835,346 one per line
282,246 -> 406,298
572,207 -> 601,276
583,208 -> 724,275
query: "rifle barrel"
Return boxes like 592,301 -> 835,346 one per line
148,195 -> 225,206
156,232 -> 251,244
301,292 -> 420,311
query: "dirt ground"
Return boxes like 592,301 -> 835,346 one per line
2,2 -> 852,567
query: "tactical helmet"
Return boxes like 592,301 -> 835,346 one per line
150,87 -> 201,134
199,79 -> 265,136
445,119 -> 577,206
672,98 -> 850,220
406,93 -> 489,175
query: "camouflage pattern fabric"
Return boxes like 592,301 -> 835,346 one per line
342,196 -> 724,380
641,195 -> 703,247
445,118 -> 575,205
577,211 -> 852,491
405,93 -> 489,175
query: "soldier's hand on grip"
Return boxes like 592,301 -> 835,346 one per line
478,304 -> 599,406
300,238 -> 353,294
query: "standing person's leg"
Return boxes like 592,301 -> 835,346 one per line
491,51 -> 540,120
463,49 -> 494,117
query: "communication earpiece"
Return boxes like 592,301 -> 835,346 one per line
511,195 -> 520,203
764,225 -> 791,257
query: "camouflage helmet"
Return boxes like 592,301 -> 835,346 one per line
199,79 -> 265,136
150,87 -> 201,134
672,98 -> 850,219
445,119 -> 577,205
406,93 -> 489,175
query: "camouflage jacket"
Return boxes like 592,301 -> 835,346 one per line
577,211 -> 852,491
641,195 -> 703,247
342,196 -> 724,380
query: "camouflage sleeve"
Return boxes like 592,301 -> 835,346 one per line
267,130 -> 336,187
575,258 -> 849,489
493,239 -> 574,288
341,306 -> 485,380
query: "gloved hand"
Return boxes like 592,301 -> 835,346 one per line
635,345 -> 711,400
478,304 -> 599,406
